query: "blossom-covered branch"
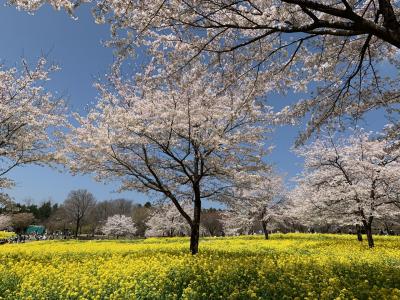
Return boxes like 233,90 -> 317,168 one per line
0,59 -> 67,208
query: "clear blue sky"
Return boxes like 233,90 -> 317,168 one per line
0,3 -> 149,204
0,3 -> 389,205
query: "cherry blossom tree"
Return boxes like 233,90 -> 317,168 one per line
0,59 -> 67,208
11,212 -> 35,234
65,64 -> 272,254
201,209 -> 224,236
102,214 -> 136,238
0,193 -> 13,211
97,0 -> 400,143
93,0 -> 400,144
285,184 -> 346,234
10,0 -> 400,143
292,130 -> 400,247
145,202 -> 192,237
0,214 -> 12,230
8,0 -> 79,14
222,174 -> 284,239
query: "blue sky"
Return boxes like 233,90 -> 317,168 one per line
0,4 -> 150,204
0,3 -> 390,205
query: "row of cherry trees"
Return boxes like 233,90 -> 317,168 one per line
288,130 -> 400,248
223,130 -> 400,248
0,60 -> 274,253
1,55 -> 398,252
1,0 -> 399,252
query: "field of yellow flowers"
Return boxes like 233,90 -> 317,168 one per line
0,234 -> 399,299
0,231 -> 15,239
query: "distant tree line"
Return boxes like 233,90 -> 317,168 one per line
1,185 -> 399,242
0,190 -> 229,239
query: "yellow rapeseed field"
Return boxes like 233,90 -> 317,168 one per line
0,231 -> 15,239
0,234 -> 399,299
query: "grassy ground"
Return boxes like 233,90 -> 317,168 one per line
0,234 -> 399,299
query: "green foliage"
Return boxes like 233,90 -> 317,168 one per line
14,201 -> 57,221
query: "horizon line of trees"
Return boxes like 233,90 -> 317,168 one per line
0,191 -> 228,238
1,186 -> 399,242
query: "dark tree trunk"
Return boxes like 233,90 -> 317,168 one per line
384,222 -> 391,233
325,224 -> 331,233
190,185 -> 202,255
363,219 -> 374,248
356,224 -> 363,242
190,222 -> 200,255
75,219 -> 80,238
261,220 -> 269,240
365,224 -> 374,248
